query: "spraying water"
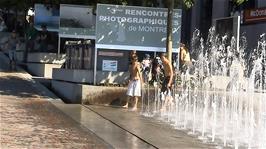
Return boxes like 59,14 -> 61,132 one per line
141,28 -> 266,148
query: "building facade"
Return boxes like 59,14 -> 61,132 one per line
185,0 -> 266,52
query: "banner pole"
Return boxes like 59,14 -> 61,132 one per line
93,47 -> 98,85
236,16 -> 240,57
58,34 -> 61,55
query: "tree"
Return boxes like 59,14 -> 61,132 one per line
166,0 -> 174,63
165,0 -> 194,63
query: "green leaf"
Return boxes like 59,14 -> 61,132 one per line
234,0 -> 248,5
183,0 -> 194,8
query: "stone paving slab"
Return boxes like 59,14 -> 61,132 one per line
0,73 -> 111,149
0,52 -> 154,149
53,103 -> 155,149
0,51 -> 219,149
85,105 -> 218,149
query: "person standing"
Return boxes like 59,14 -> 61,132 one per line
24,22 -> 38,62
39,24 -> 50,52
151,56 -> 163,84
141,54 -> 152,83
128,50 -> 137,83
7,30 -> 20,70
180,43 -> 191,73
160,53 -> 174,110
129,50 -> 136,59
124,55 -> 143,111
160,53 -> 174,93
0,16 -> 7,31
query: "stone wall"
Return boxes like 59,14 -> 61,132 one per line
82,85 -> 128,106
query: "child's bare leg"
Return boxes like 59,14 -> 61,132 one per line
123,97 -> 130,108
132,96 -> 138,111
160,93 -> 166,112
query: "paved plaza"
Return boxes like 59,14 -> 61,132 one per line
0,53 -> 216,148
0,73 -> 112,148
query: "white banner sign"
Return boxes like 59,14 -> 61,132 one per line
102,60 -> 118,71
96,4 -> 182,52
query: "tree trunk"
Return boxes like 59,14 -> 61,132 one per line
23,0 -> 28,63
166,0 -> 174,63
15,5 -> 18,32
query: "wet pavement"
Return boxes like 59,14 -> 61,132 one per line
0,52 -> 154,149
0,52 -> 217,149
53,104 -> 155,149
0,97 -> 113,148
85,105 -> 217,149
0,54 -> 111,148
0,73 -> 112,148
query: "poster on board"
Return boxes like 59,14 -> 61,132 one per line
96,4 -> 182,52
102,60 -> 118,71
34,4 -> 59,32
60,4 -> 96,39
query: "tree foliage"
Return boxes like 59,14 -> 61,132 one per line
234,0 -> 249,5
0,0 -> 249,9
183,0 -> 194,8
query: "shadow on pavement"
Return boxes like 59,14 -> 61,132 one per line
0,74 -> 40,98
